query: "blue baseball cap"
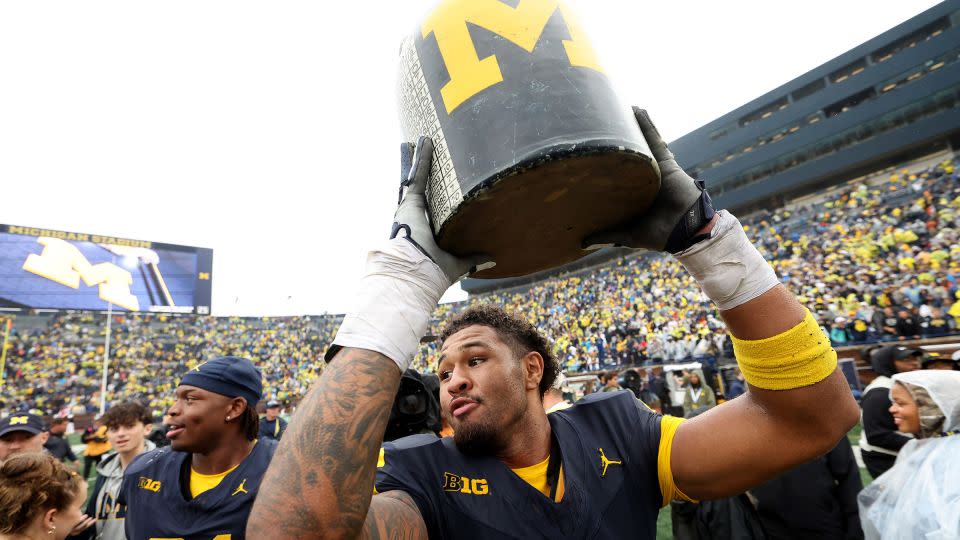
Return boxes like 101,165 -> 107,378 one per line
179,356 -> 262,407
0,413 -> 45,437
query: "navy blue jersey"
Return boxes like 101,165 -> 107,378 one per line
118,439 -> 277,540
258,416 -> 287,441
375,391 -> 669,539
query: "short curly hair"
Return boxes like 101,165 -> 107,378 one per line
102,401 -> 153,430
439,304 -> 559,398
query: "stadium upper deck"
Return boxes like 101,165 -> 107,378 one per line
672,0 -> 960,214
463,0 -> 960,293
4,154 -> 960,417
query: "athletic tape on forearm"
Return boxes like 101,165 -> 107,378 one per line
674,210 -> 781,311
330,239 -> 448,372
732,309 -> 838,390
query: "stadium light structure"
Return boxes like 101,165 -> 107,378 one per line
99,256 -> 115,416
0,316 -> 13,391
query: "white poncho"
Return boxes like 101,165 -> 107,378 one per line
858,370 -> 960,539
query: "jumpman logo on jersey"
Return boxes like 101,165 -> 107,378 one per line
232,479 -> 249,496
598,448 -> 622,477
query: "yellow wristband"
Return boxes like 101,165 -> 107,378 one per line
732,309 -> 837,390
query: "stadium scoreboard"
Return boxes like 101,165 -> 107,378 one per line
0,224 -> 212,314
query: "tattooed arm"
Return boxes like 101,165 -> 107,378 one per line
248,138 -> 489,539
247,348 -> 428,539
361,491 -> 429,540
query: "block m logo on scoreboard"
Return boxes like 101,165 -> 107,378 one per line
422,0 -> 604,114
22,237 -> 140,311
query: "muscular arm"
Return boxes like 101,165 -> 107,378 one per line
670,285 -> 861,500
247,348 -> 427,539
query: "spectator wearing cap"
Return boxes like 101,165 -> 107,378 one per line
859,346 -> 922,478
922,350 -> 960,371
258,400 -> 287,442
830,317 -> 851,345
0,412 -> 49,460
44,417 -> 80,472
117,356 -> 278,540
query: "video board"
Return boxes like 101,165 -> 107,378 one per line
0,224 -> 212,314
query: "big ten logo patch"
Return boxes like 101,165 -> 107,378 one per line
138,476 -> 162,493
443,472 -> 489,495
421,0 -> 603,114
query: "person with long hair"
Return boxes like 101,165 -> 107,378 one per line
682,372 -> 716,418
0,453 -> 95,540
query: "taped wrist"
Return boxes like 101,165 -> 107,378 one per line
674,210 -> 780,310
732,309 -> 838,390
325,238 -> 448,371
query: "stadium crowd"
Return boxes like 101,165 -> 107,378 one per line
421,156 -> 960,372
1,313 -> 339,418
2,157 -> 960,418
0,156 -> 958,539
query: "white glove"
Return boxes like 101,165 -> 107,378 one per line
674,210 -> 780,311
327,137 -> 493,371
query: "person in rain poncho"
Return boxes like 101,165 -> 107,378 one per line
858,369 -> 960,539
858,346 -> 921,478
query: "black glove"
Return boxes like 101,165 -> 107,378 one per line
583,108 -> 715,254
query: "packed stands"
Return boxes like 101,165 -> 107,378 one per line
3,155 -> 959,416
1,313 -> 340,418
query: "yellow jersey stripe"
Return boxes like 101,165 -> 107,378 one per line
657,415 -> 696,507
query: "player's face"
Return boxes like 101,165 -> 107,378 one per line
106,421 -> 151,455
165,385 -> 233,453
0,430 -> 48,460
889,383 -> 920,435
437,325 -> 528,456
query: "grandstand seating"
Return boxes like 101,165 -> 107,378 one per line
3,155 -> 959,417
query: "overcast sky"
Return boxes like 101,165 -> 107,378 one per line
0,0 -> 943,316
